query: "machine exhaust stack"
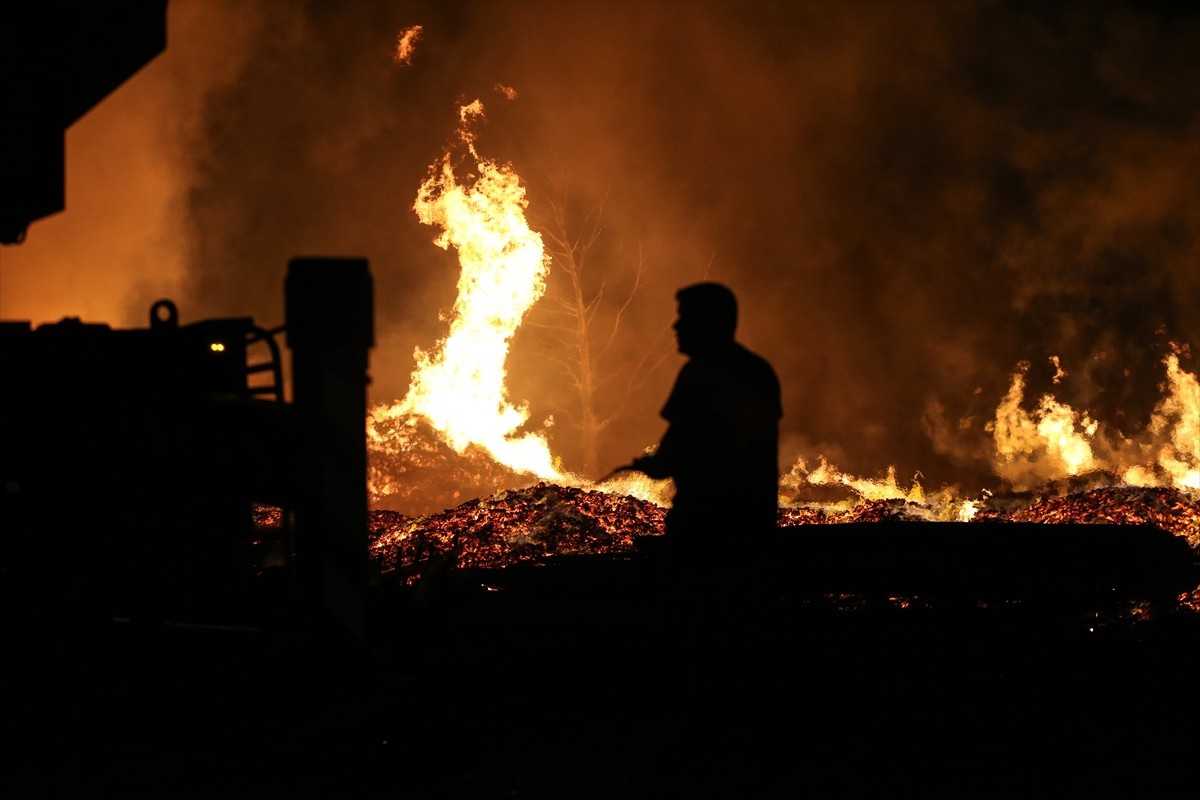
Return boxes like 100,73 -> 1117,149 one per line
285,257 -> 374,645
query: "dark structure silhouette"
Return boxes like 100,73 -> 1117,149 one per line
0,2 -> 379,645
1,2 -> 167,244
627,282 -> 782,560
0,258 -> 374,645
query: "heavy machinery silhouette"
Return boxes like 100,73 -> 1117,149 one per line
1,259 -> 374,642
2,2 -> 168,245
2,2 -> 375,640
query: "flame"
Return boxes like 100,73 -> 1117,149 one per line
1049,355 -> 1067,384
369,99 -> 573,487
1135,351 -> 1200,489
775,350 -> 1196,525
394,26 -> 422,65
989,351 -> 1198,492
779,455 -> 968,516
804,456 -> 926,504
596,470 -> 673,508
989,360 -> 1098,490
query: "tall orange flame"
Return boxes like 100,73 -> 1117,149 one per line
369,100 -> 572,486
1131,351 -> 1199,489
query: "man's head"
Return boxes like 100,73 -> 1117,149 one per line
673,282 -> 737,356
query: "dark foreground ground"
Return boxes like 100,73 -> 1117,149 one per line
4,554 -> 1199,800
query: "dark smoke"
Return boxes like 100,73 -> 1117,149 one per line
5,0 -> 1198,508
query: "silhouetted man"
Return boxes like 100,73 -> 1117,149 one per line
628,282 -> 782,562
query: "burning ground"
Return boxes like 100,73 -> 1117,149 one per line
361,481 -> 1200,584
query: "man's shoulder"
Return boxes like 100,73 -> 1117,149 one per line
733,342 -> 772,364
675,344 -> 779,389
733,343 -> 780,379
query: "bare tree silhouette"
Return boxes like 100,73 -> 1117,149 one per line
527,180 -> 674,477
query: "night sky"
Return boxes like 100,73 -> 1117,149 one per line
3,0 -> 1197,509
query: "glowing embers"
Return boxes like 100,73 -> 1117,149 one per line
368,482 -> 665,580
1178,586 -> 1200,614
368,483 -> 1199,594
776,498 -> 938,526
973,485 -> 1200,547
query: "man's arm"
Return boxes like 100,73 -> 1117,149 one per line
629,425 -> 679,480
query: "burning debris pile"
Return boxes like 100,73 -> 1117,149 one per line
367,414 -> 539,516
368,482 -> 665,578
974,485 -> 1200,547
366,481 -> 1200,582
777,499 -> 947,526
